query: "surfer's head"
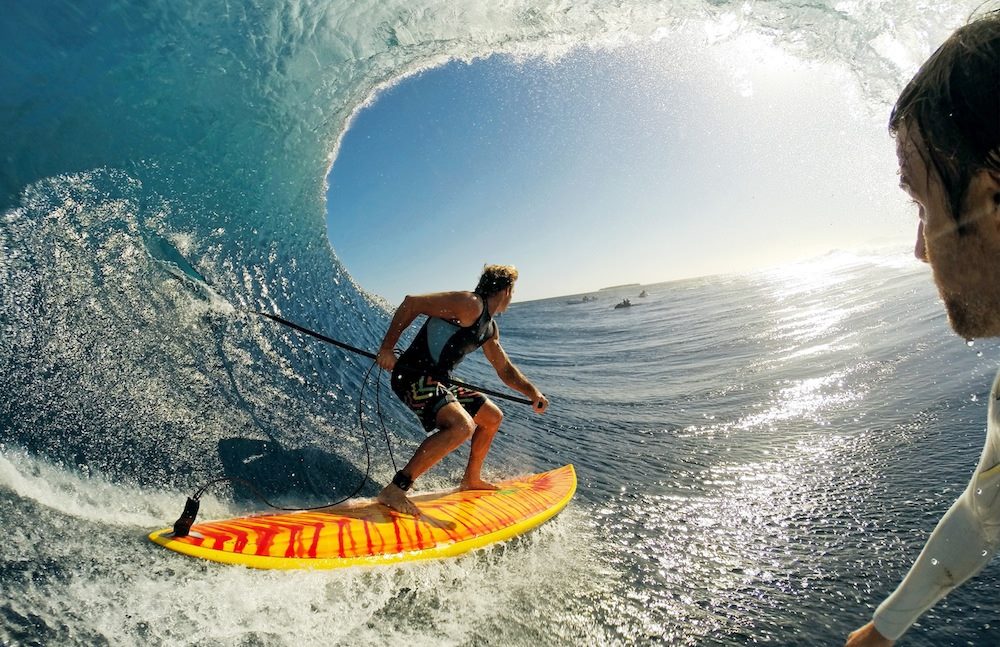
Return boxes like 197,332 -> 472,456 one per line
892,9 -> 1000,338
890,10 -> 1000,223
476,264 -> 518,296
476,264 -> 518,314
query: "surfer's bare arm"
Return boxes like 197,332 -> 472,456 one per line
482,335 -> 548,413
377,291 -> 483,371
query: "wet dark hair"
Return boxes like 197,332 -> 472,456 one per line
889,8 -> 1000,224
475,264 -> 518,296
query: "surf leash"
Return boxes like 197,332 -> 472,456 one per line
172,354 -> 385,537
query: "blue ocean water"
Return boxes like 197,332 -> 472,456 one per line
4,1 -> 1000,645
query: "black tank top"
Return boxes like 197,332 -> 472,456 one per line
395,292 -> 497,379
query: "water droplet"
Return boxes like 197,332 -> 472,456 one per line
968,340 -> 976,347
977,488 -> 983,496
983,550 -> 989,557
931,558 -> 939,566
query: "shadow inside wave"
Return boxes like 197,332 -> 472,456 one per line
217,437 -> 382,510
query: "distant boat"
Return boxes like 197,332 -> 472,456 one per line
638,290 -> 648,298
565,295 -> 597,305
613,298 -> 633,309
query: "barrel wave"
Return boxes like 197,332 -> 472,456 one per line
0,1 -> 989,645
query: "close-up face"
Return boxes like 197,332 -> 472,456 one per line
898,124 -> 1000,338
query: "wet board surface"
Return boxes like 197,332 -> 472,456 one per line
149,464 -> 575,569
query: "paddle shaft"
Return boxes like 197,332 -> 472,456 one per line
252,311 -> 534,406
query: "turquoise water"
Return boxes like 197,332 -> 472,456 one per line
4,1 -> 1000,645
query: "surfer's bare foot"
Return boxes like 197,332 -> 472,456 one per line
460,478 -> 499,491
377,484 -> 421,517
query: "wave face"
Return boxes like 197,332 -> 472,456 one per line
0,1 -> 990,645
0,0 -> 979,485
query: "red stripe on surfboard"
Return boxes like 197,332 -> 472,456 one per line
476,497 -> 518,529
190,525 -> 243,551
222,519 -> 295,557
336,518 -> 350,558
392,514 -> 404,553
412,500 -> 465,545
449,499 -> 500,536
472,494 -> 516,529
252,523 -> 280,556
519,487 -> 555,512
362,519 -> 375,556
285,523 -> 302,558
494,490 -> 535,519
307,520 -> 323,558
413,516 -> 425,550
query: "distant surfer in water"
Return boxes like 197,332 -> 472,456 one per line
374,264 -> 549,516
846,9 -> 1000,647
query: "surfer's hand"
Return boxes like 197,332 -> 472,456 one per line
531,393 -> 549,414
845,622 -> 892,647
376,347 -> 396,372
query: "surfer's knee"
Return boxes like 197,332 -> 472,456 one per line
474,401 -> 503,430
445,419 -> 475,447
437,406 -> 476,444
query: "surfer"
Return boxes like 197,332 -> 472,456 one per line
846,10 -> 1000,647
374,264 -> 549,516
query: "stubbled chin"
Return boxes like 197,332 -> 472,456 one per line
944,296 -> 1000,339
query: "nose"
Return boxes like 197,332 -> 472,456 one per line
915,221 -> 928,262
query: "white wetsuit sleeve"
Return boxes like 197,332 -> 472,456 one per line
873,370 -> 1000,641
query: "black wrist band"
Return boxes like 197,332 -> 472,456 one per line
392,470 -> 413,491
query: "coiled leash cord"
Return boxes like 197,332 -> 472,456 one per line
171,311 -> 529,537
172,356 -> 389,536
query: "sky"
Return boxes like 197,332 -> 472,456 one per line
325,33 -> 917,304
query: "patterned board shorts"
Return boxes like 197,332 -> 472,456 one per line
390,372 -> 487,433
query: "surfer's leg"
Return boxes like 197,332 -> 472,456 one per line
378,403 -> 475,515
461,400 -> 502,491
405,403 -> 476,478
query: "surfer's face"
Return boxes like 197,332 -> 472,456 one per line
898,125 -> 1000,338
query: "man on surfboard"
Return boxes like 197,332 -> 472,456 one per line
375,264 -> 549,516
846,9 -> 1000,646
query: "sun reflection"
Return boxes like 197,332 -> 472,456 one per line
589,433 -> 863,644
761,253 -> 866,300
746,254 -> 891,374
735,371 -> 865,431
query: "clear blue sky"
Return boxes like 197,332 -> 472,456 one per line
326,36 -> 914,304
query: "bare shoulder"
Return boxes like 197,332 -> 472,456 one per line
405,290 -> 482,324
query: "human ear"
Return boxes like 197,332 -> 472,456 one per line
965,170 -> 1000,228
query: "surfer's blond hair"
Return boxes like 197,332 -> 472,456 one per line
476,264 -> 518,296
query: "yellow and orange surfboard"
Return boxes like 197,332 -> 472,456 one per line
148,464 -> 575,569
